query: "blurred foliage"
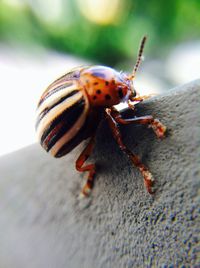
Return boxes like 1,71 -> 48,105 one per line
0,0 -> 200,66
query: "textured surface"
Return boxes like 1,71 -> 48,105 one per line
0,80 -> 199,267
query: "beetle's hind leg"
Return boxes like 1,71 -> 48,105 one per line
76,136 -> 96,197
105,108 -> 155,194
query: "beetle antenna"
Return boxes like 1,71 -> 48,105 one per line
129,36 -> 147,80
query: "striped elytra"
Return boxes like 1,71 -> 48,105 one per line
35,37 -> 168,197
36,69 -> 91,158
36,66 -> 131,158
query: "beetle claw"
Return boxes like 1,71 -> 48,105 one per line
151,119 -> 167,139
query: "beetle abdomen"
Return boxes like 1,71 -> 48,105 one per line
36,80 -> 89,157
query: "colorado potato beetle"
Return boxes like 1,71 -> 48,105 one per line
36,36 -> 167,196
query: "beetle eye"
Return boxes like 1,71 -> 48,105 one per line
131,89 -> 136,97
130,81 -> 136,97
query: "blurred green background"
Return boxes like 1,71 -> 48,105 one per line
0,0 -> 200,67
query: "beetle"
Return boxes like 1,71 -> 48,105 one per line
35,36 -> 167,197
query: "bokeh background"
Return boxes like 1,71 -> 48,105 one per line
0,0 -> 200,156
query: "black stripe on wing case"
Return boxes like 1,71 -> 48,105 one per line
54,109 -> 102,158
54,118 -> 89,158
50,70 -> 80,86
45,99 -> 86,151
40,97 -> 86,145
35,89 -> 79,129
38,82 -> 73,107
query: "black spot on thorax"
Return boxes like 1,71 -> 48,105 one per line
105,94 -> 111,100
96,89 -> 101,94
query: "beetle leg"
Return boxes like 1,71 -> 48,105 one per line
128,100 -> 136,111
105,108 -> 154,194
110,108 -> 166,139
130,94 -> 156,102
128,94 -> 157,111
128,96 -> 144,111
76,136 -> 96,197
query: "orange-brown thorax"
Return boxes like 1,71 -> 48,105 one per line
79,66 -> 131,107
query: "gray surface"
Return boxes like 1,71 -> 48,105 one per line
0,80 -> 200,268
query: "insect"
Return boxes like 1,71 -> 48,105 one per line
35,36 -> 167,197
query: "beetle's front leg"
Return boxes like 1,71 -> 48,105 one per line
76,136 -> 96,197
110,108 -> 166,139
105,108 -> 155,194
128,94 -> 157,111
